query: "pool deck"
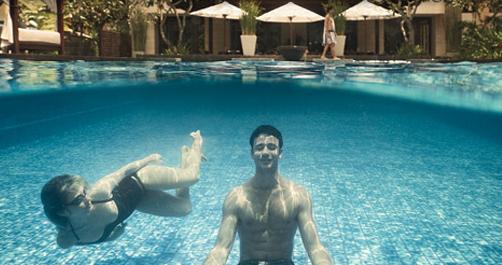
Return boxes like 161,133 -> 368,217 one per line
0,53 -> 500,63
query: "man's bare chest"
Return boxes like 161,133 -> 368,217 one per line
237,190 -> 298,226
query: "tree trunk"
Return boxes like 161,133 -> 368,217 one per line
160,14 -> 173,49
177,14 -> 184,46
406,19 -> 415,45
400,19 -> 408,43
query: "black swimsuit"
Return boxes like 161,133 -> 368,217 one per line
238,260 -> 294,265
70,173 -> 146,245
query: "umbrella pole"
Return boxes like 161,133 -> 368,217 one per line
363,16 -> 368,54
289,17 -> 293,46
223,14 -> 227,54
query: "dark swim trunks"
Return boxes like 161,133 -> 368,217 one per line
237,260 -> 294,265
71,173 -> 145,244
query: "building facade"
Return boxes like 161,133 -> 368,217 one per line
145,0 -> 459,57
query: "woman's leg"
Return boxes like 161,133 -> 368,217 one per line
321,44 -> 329,59
136,146 -> 193,217
330,43 -> 337,59
136,131 -> 203,190
136,189 -> 192,217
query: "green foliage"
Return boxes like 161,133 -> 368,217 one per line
445,7 -> 463,53
65,0 -> 131,38
130,8 -> 148,51
163,43 -> 190,56
378,0 -> 424,43
240,0 -> 262,35
146,0 -> 196,55
333,14 -> 346,35
65,0 -> 140,56
397,43 -> 425,57
445,0 -> 501,27
460,23 -> 502,59
323,0 -> 347,35
18,1 -> 53,30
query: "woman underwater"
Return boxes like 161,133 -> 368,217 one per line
41,130 -> 203,248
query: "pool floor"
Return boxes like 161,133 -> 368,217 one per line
0,80 -> 501,264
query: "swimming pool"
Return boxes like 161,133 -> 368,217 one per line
0,59 -> 501,264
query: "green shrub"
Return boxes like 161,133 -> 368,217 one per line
397,43 -> 425,57
334,14 -> 346,35
460,23 -> 502,59
163,43 -> 190,56
130,8 -> 147,52
240,0 -> 262,35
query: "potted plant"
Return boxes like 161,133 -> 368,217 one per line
240,0 -> 261,56
323,0 -> 347,57
129,8 -> 148,57
334,12 -> 346,57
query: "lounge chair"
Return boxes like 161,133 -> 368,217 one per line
5,0 -> 64,54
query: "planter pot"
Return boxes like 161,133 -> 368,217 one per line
335,35 -> 346,57
240,35 -> 257,56
132,51 -> 145,58
278,45 -> 307,61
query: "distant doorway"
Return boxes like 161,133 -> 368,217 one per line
414,17 -> 432,55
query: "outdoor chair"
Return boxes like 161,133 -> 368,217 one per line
278,45 -> 308,61
7,0 -> 64,54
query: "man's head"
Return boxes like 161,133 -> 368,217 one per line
325,5 -> 334,16
41,174 -> 89,229
249,125 -> 283,171
249,125 -> 283,150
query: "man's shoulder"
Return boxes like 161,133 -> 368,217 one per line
281,177 -> 309,194
223,185 -> 245,203
227,184 -> 246,196
222,185 -> 246,213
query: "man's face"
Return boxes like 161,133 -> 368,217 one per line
252,134 -> 282,170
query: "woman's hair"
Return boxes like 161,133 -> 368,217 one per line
40,174 -> 84,228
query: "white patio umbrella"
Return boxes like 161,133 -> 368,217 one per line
257,2 -> 324,45
190,1 -> 245,52
142,3 -> 186,16
342,0 -> 399,53
342,0 -> 399,21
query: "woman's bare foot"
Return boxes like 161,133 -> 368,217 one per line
190,130 -> 203,151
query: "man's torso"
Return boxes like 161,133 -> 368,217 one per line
233,178 -> 306,261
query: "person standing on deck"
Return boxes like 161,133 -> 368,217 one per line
321,6 -> 338,60
204,125 -> 332,265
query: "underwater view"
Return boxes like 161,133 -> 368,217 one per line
0,59 -> 501,264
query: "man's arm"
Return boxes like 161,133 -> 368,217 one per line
204,189 -> 240,265
297,188 -> 333,265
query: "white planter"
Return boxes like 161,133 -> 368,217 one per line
335,35 -> 346,57
240,35 -> 257,56
132,51 -> 144,58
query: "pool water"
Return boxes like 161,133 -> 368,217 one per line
0,59 -> 501,264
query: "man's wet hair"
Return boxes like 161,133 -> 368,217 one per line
249,125 -> 283,149
41,174 -> 82,229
